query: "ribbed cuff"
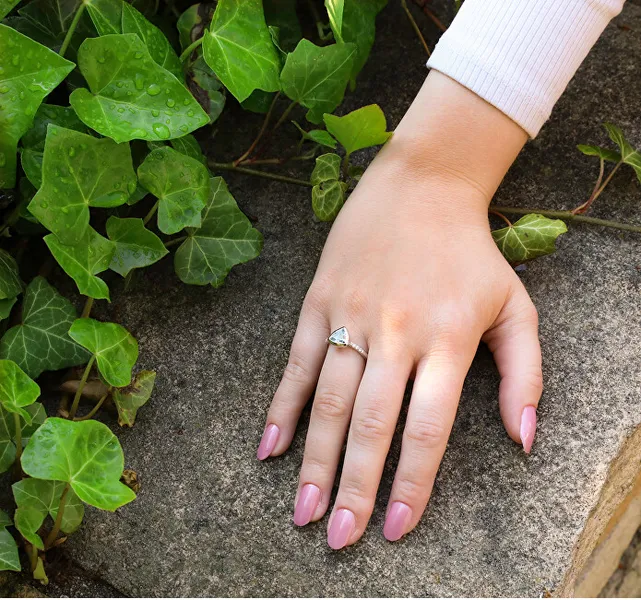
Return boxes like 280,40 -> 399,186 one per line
427,0 -> 624,137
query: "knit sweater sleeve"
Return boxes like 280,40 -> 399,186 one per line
426,0 -> 625,137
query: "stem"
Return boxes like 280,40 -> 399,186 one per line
143,200 -> 159,225
68,355 -> 96,420
489,209 -> 512,227
234,92 -> 281,166
492,205 -> 641,233
164,236 -> 187,248
272,101 -> 297,132
29,542 -> 37,572
180,37 -> 204,63
59,2 -> 86,58
341,153 -> 351,181
420,3 -> 447,32
454,0 -> 462,14
81,296 -> 94,319
402,0 -> 431,56
73,390 -> 110,421
209,162 -> 313,187
13,413 -> 22,461
44,483 -> 70,550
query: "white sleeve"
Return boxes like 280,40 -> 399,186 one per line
426,0 -> 625,137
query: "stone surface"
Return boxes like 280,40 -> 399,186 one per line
602,528 -> 641,597
60,2 -> 641,597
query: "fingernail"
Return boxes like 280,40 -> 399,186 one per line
294,484 -> 321,526
257,424 -> 280,460
383,502 -> 411,542
327,508 -> 355,550
520,406 -> 537,454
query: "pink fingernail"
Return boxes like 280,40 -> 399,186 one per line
383,502 -> 411,542
294,484 -> 321,526
327,508 -> 355,550
520,406 -> 537,454
257,424 -> 280,460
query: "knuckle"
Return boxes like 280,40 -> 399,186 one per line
352,405 -> 391,445
282,354 -> 311,386
379,305 -> 412,338
404,414 -> 448,450
304,283 -> 329,316
343,289 -> 369,320
521,367 -> 544,396
339,477 -> 373,509
394,473 -> 433,503
314,388 -> 351,421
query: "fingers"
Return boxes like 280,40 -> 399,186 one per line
326,347 -> 413,549
259,296 -> 328,460
383,348 -> 474,542
293,338 -> 366,526
483,285 -> 543,453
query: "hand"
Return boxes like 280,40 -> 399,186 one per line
258,72 -> 542,549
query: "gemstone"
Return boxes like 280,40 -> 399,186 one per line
328,326 -> 349,347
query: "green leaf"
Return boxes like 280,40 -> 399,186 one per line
312,180 -> 346,221
21,104 -> 90,152
174,177 -> 263,286
85,0 -> 183,78
292,121 -> 337,149
323,104 -> 392,155
70,33 -> 209,143
14,506 -> 45,550
0,277 -> 91,378
0,359 -> 40,423
325,0 -> 344,42
113,370 -> 155,426
22,417 -> 136,511
0,0 -> 19,19
577,145 -> 621,162
0,529 -> 20,572
0,250 -> 22,301
0,297 -> 16,322
0,510 -> 11,528
0,24 -> 75,188
20,148 -> 43,189
0,440 -> 15,474
333,0 -> 387,85
189,55 -> 226,124
0,402 -> 47,473
263,0 -> 301,52
311,153 -> 341,184
28,125 -> 136,246
604,123 -> 641,182
106,217 -> 169,277
138,146 -> 209,235
202,0 -> 281,103
280,39 -> 356,123
170,134 -> 206,165
241,89 -> 275,114
177,4 -> 205,51
45,228 -> 115,301
492,213 -> 568,264
69,318 -> 138,387
21,402 -> 46,444
13,479 -> 84,535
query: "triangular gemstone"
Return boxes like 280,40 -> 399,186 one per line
328,326 -> 349,347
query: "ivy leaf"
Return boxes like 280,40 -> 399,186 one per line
138,147 -> 210,235
323,104 -> 392,155
280,39 -> 356,123
69,318 -> 139,387
332,0 -> 387,85
28,125 -> 136,246
241,89 -> 275,114
492,214 -> 568,264
0,510 -> 11,528
0,0 -> 19,19
21,104 -> 90,152
21,402 -> 46,444
113,370 -> 155,426
0,24 -> 75,188
189,55 -> 226,124
22,417 -> 136,511
20,148 -> 43,189
577,144 -> 621,163
0,297 -> 16,322
174,177 -> 263,286
311,153 -> 341,184
604,123 -> 641,182
85,0 -> 183,79
106,216 -> 169,277
13,479 -> 84,535
45,228 -> 115,301
177,4 -> 206,51
292,121 -> 337,149
14,506 -> 45,550
202,0 -> 281,103
0,439 -> 15,474
264,0 -> 301,52
0,250 -> 22,301
325,0 -> 344,42
0,529 -> 20,572
312,180 -> 346,221
0,359 -> 40,423
170,134 -> 206,165
70,34 -> 209,143
0,402 -> 46,468
0,277 -> 91,378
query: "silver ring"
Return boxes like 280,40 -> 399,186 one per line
327,326 -> 368,360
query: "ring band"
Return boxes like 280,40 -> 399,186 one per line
327,326 -> 368,360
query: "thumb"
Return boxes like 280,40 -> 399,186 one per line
483,282 -> 543,453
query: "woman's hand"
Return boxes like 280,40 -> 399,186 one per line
257,72 -> 543,549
